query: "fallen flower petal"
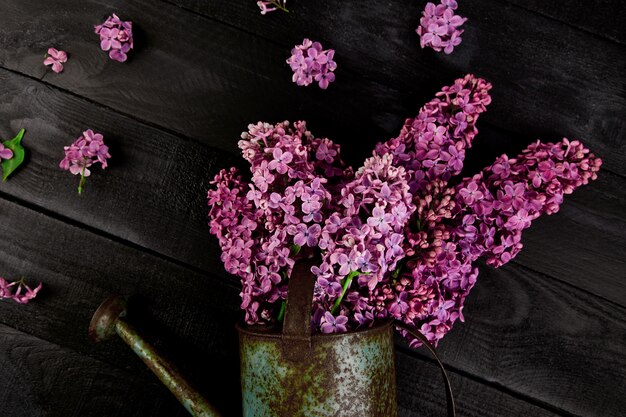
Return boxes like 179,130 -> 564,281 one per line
43,47 -> 68,73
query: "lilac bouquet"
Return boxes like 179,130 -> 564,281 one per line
208,75 -> 601,346
94,14 -> 134,63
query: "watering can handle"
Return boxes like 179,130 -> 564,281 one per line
395,322 -> 457,417
281,258 -> 318,355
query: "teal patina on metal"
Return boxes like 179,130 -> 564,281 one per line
237,259 -> 398,417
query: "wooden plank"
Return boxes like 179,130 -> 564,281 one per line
514,169 -> 626,300
0,0 -> 624,175
0,198 -> 624,416
499,0 -> 626,44
0,67 -> 623,307
395,351 -> 559,417
0,324 -> 188,417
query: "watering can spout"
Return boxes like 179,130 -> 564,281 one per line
88,295 -> 222,417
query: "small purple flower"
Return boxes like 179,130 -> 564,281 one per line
268,148 -> 293,174
292,223 -> 322,247
320,312 -> 348,333
95,14 -> 133,62
459,181 -> 483,205
287,39 -> 337,89
43,48 -> 68,74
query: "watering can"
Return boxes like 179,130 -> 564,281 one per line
89,259 -> 455,417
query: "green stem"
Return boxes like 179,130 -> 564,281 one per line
331,271 -> 359,315
270,0 -> 289,12
277,300 -> 287,322
78,159 -> 87,195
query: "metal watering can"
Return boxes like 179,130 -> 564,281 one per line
89,260 -> 455,417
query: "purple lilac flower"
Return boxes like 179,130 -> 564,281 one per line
94,14 -> 133,62
454,138 -> 602,267
287,39 -> 337,89
375,74 -> 492,193
0,277 -> 42,304
59,129 -> 111,194
320,312 -> 348,333
43,48 -> 68,74
417,0 -> 467,54
207,76 -> 602,348
208,121 -> 348,325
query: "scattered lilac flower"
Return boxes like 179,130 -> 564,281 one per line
0,277 -> 42,305
0,144 -> 13,160
287,39 -> 337,89
43,48 -> 68,73
417,0 -> 467,54
59,129 -> 111,194
257,0 -> 288,14
94,14 -> 133,62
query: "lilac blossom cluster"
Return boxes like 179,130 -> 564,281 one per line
94,14 -> 133,62
287,39 -> 337,89
417,0 -> 467,54
207,74 -> 602,347
0,277 -> 42,304
375,74 -> 492,193
208,121 -> 348,324
59,129 -> 111,194
454,138 -> 602,268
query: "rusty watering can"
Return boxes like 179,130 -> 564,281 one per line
89,259 -> 455,417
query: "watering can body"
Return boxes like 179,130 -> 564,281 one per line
237,260 -> 398,417
238,320 -> 398,417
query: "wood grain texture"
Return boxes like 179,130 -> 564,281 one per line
394,351 -> 560,417
0,197 -> 624,416
499,0 -> 626,44
0,0 -> 624,175
0,324 -> 189,417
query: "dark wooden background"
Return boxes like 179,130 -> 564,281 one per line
0,0 -> 624,416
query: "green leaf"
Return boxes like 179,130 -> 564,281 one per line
2,129 -> 26,181
290,244 -> 301,256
